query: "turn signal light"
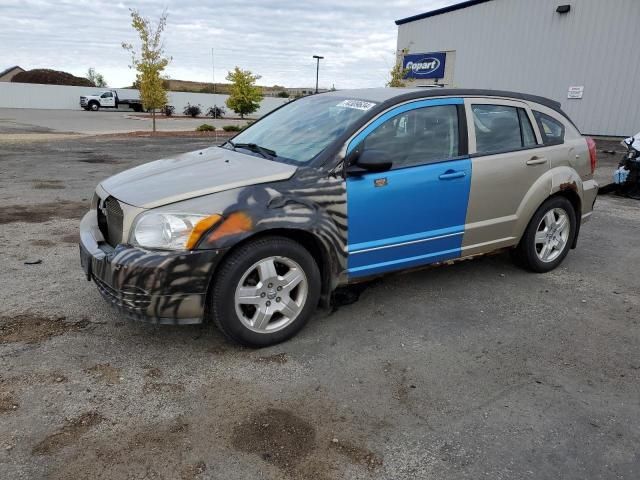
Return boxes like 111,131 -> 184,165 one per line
185,214 -> 222,249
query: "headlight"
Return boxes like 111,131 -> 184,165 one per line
132,211 -> 221,250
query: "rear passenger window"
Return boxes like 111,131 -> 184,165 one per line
472,104 -> 539,154
533,111 -> 565,145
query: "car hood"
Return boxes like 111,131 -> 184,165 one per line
100,146 -> 297,209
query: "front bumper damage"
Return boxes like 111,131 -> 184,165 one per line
79,210 -> 224,324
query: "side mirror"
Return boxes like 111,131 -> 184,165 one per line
348,149 -> 392,174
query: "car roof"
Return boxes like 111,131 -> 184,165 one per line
323,87 -> 559,109
321,87 -> 572,125
322,87 -> 426,103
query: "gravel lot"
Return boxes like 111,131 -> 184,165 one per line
0,135 -> 638,479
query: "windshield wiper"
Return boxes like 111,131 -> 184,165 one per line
231,142 -> 277,159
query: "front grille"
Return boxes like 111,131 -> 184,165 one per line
97,196 -> 124,246
94,276 -> 151,312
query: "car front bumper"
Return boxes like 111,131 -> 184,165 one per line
79,210 -> 224,325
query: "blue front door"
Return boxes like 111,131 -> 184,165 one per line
346,98 -> 471,278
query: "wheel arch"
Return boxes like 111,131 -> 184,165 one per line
549,186 -> 582,249
514,166 -> 584,248
204,227 -> 334,314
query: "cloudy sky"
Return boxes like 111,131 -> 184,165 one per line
0,0 -> 455,89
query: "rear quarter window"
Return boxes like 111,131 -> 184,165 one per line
533,111 -> 565,145
471,104 -> 539,155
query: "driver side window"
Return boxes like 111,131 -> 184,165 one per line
362,104 -> 460,169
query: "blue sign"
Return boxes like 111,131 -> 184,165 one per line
402,52 -> 446,79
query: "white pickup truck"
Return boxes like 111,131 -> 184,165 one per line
80,90 -> 144,112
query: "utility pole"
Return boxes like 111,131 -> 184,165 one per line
211,47 -> 216,119
211,48 -> 216,94
313,55 -> 324,94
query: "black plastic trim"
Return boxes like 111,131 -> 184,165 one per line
383,155 -> 472,173
457,104 -> 468,156
469,144 -> 547,159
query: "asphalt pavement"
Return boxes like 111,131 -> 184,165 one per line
0,108 -> 247,135
0,136 -> 638,479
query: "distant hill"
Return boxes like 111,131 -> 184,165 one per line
12,69 -> 95,87
165,79 -> 231,95
161,79 -> 323,97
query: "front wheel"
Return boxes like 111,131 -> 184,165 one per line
89,102 -> 99,111
210,236 -> 321,347
513,196 -> 577,273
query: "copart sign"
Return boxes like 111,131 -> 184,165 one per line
402,52 -> 446,79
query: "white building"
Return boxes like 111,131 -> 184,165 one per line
395,0 -> 640,136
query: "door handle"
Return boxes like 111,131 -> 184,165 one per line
526,156 -> 547,165
439,171 -> 466,180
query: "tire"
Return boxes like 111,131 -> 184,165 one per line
513,196 -> 577,273
210,236 -> 321,347
89,102 -> 99,111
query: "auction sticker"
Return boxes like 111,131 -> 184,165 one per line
336,99 -> 376,111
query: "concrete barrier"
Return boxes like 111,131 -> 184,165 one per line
0,82 -> 288,117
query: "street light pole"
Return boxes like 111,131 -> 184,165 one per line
313,55 -> 324,94
211,48 -> 215,94
211,47 -> 217,120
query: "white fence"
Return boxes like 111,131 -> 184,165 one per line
0,82 -> 288,117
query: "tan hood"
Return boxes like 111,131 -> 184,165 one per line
100,146 -> 297,209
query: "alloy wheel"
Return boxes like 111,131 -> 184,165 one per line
534,208 -> 570,263
234,256 -> 308,333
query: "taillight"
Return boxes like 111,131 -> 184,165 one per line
586,137 -> 597,174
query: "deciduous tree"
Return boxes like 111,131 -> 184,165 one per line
122,9 -> 171,132
85,68 -> 107,87
225,67 -> 263,119
387,49 -> 410,88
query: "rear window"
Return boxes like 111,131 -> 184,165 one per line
533,111 -> 565,145
472,104 -> 539,154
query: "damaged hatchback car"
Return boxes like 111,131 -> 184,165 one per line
80,88 -> 598,346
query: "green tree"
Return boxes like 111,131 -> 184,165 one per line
225,67 -> 263,119
86,68 -> 107,87
122,9 -> 171,132
387,48 -> 410,88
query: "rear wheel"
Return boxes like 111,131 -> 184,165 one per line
210,236 -> 321,347
513,196 -> 576,273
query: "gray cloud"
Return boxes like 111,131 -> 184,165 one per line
0,0 -> 453,88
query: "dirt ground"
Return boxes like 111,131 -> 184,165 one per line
0,135 -> 638,479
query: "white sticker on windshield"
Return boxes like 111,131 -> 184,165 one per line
336,99 -> 376,111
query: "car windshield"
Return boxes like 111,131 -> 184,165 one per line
225,95 -> 376,165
